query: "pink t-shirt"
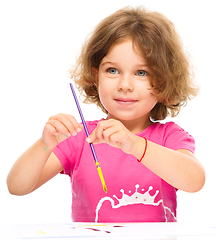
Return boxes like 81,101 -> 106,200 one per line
53,120 -> 195,223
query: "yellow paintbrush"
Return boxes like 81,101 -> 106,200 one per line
70,83 -> 107,193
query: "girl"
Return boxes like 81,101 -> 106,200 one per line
7,6 -> 205,222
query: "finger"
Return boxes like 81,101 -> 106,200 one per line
66,115 -> 84,133
102,125 -> 118,140
51,114 -> 82,136
44,122 -> 59,136
86,129 -> 99,143
87,121 -> 116,144
47,119 -> 71,137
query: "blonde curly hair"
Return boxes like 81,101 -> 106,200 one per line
70,6 -> 199,121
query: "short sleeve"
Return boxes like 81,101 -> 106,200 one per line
52,122 -> 94,177
53,137 -> 74,176
163,122 -> 195,153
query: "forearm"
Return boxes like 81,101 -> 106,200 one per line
7,138 -> 54,196
133,136 -> 205,192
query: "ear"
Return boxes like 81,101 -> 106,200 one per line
91,67 -> 99,83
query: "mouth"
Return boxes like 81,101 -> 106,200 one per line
114,98 -> 138,106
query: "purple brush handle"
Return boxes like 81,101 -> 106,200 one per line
69,83 -> 100,165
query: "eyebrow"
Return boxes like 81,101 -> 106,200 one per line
100,61 -> 117,67
100,61 -> 148,68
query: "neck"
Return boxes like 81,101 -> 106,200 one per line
106,114 -> 153,134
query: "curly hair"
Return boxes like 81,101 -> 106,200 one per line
70,6 -> 199,121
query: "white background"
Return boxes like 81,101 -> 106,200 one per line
0,0 -> 215,224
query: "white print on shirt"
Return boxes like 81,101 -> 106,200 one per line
95,184 -> 176,222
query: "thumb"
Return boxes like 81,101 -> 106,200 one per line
86,133 -> 95,143
86,131 -> 101,144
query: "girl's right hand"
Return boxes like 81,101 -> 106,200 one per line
41,113 -> 83,150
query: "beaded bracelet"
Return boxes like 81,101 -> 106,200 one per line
137,137 -> 147,162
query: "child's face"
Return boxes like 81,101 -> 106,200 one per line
95,39 -> 158,123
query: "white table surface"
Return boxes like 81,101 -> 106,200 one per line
1,222 -> 216,240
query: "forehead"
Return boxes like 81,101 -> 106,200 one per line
101,39 -> 147,66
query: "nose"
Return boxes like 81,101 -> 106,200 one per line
117,74 -> 134,92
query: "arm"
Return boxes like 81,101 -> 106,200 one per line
87,119 -> 205,193
7,114 -> 83,196
135,138 -> 205,192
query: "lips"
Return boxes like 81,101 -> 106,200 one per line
114,98 -> 138,106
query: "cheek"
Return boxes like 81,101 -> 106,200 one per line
98,81 -> 110,110
139,87 -> 158,109
148,91 -> 158,107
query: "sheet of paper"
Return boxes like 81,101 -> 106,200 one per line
1,222 -> 216,239
0,224 -> 21,239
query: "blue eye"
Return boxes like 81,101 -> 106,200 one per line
137,70 -> 147,76
108,68 -> 119,74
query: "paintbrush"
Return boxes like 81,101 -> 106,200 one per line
69,83 -> 107,193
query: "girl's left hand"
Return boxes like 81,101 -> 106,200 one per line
86,119 -> 141,156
